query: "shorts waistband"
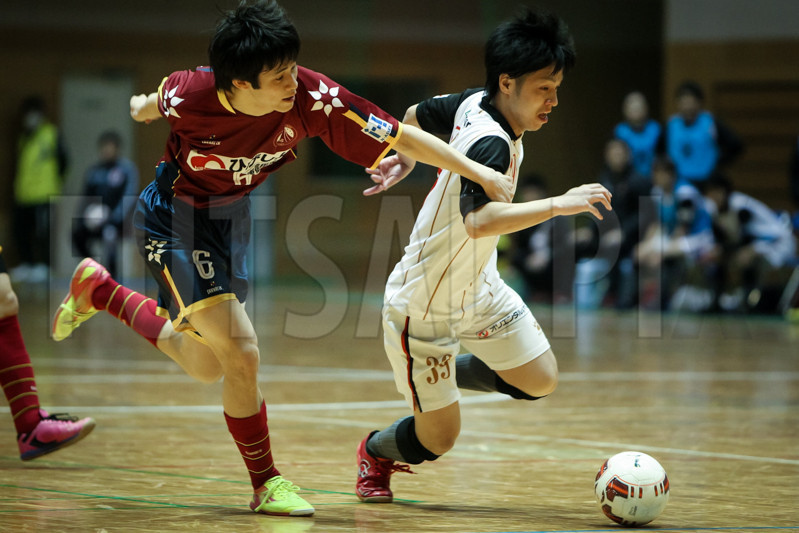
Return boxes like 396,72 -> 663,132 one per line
154,162 -> 250,217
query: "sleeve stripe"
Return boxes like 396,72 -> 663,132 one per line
369,122 -> 403,169
157,76 -> 169,116
343,110 -> 403,170
343,109 -> 367,128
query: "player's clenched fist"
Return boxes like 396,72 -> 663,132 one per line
129,93 -> 160,124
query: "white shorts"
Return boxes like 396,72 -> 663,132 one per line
383,285 -> 551,413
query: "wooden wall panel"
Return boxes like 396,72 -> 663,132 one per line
664,41 -> 799,211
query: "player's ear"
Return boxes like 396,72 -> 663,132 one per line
231,79 -> 251,90
498,74 -> 513,96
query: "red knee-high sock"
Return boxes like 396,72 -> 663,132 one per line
92,280 -> 167,347
225,401 -> 281,490
0,316 -> 41,435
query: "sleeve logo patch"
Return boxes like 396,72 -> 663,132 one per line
363,113 -> 393,143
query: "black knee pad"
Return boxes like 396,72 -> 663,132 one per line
495,376 -> 546,401
395,416 -> 440,465
0,249 -> 6,274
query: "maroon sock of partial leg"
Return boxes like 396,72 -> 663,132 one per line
225,401 -> 281,490
92,280 -> 167,347
0,316 -> 41,434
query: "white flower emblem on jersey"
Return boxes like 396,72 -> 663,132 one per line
164,86 -> 184,118
145,239 -> 167,265
308,80 -> 344,116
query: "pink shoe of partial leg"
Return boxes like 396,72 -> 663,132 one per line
356,433 -> 413,503
18,410 -> 96,461
52,258 -> 110,341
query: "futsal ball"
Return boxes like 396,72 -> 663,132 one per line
594,451 -> 669,526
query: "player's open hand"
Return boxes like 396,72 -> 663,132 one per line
554,183 -> 613,219
480,170 -> 514,203
363,154 -> 415,196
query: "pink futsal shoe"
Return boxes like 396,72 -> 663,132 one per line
356,433 -> 413,503
52,258 -> 110,341
18,410 -> 96,461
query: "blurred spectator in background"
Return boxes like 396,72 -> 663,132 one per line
703,173 -> 797,312
613,90 -> 661,179
790,135 -> 799,230
593,138 -> 653,308
72,130 -> 139,279
509,174 -> 590,304
11,96 -> 67,283
635,156 -> 716,311
664,80 -> 743,186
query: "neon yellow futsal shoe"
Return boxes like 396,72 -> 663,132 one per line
52,258 -> 110,341
250,476 -> 315,516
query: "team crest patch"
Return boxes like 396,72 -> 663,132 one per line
362,113 -> 393,143
274,125 -> 297,147
476,305 -> 529,338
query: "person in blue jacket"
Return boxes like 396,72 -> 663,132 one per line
614,90 -> 661,179
665,80 -> 743,186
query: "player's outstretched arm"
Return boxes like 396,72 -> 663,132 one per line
130,92 -> 161,124
464,183 -> 612,239
363,104 -> 422,196
388,105 -> 514,203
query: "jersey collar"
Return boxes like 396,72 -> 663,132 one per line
217,89 -> 236,114
480,94 -> 520,141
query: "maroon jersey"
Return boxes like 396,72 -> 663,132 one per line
155,66 -> 401,207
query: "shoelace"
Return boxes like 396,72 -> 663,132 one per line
59,302 -> 93,319
371,460 -> 415,479
263,478 -> 300,500
18,413 -> 80,441
42,413 -> 80,423
388,463 -> 414,475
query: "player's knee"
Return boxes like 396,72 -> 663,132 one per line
221,340 -> 261,378
497,366 -> 558,400
396,417 -> 443,464
534,369 -> 558,396
424,430 -> 459,456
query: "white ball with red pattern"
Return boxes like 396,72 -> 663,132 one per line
594,451 -> 670,527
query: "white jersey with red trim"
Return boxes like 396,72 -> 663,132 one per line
385,91 -> 523,321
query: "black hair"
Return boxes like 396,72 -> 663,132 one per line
675,80 -> 704,102
21,95 -> 46,114
652,155 -> 676,174
208,0 -> 300,92
98,129 -> 122,148
484,6 -> 576,101
702,172 -> 733,195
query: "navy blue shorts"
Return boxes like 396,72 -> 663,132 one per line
133,174 -> 251,333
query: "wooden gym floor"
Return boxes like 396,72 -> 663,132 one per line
1,281 -> 797,533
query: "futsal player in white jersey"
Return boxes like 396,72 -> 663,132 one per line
356,7 -> 612,502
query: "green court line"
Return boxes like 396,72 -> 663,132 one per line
0,458 -> 424,504
0,483 -> 194,510
0,482 -> 393,514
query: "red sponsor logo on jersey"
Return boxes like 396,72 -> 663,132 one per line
189,153 -> 226,170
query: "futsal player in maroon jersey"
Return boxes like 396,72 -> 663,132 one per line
0,246 -> 95,460
52,0 -> 512,517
